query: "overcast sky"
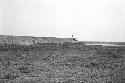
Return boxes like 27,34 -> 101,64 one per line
0,0 -> 125,42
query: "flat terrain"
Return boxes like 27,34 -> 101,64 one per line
0,43 -> 125,83
0,35 -> 125,83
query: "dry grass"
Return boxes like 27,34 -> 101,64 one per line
0,44 -> 125,83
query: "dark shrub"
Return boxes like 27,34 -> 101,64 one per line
2,73 -> 19,80
18,66 -> 30,74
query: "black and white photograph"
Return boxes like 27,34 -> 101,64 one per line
0,0 -> 125,83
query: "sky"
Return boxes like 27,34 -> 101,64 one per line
0,0 -> 125,42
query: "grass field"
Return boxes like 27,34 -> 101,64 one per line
0,42 -> 125,83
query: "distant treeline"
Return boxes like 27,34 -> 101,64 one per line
0,42 -> 85,51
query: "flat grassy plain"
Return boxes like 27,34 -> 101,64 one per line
0,42 -> 125,83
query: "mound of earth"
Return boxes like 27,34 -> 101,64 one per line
0,35 -> 77,45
